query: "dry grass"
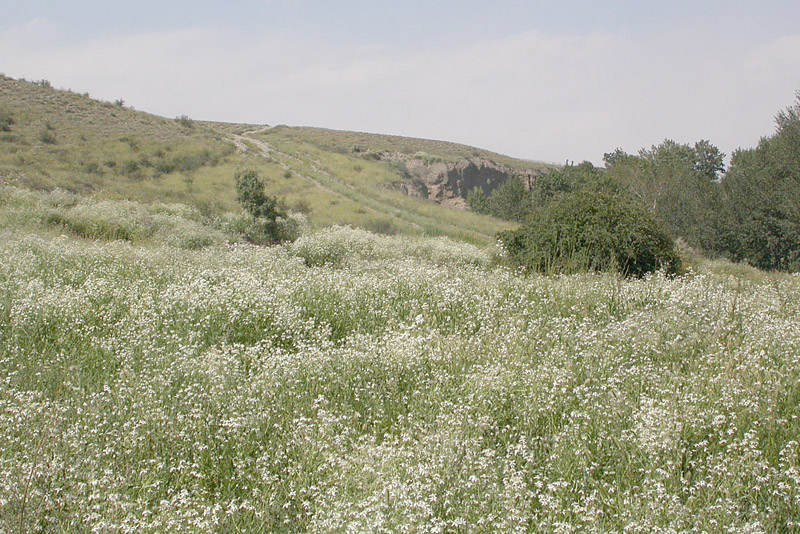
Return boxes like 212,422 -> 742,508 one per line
0,75 -> 523,243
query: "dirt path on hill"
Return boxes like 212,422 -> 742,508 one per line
229,128 -> 341,197
228,127 -> 424,231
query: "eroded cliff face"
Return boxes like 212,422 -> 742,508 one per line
383,154 -> 543,208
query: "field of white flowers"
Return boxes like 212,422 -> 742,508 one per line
1,221 -> 800,532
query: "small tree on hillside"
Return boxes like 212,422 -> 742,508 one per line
466,187 -> 490,214
235,169 -> 284,243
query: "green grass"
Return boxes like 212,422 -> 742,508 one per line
257,135 -> 516,243
1,213 -> 799,532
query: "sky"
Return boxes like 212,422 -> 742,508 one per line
1,0 -> 799,164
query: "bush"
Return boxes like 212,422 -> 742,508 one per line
235,169 -> 285,244
274,212 -> 309,243
0,109 -> 13,132
175,115 -> 194,128
498,192 -> 680,277
39,130 -> 56,145
485,177 -> 532,222
466,177 -> 534,222
466,187 -> 489,214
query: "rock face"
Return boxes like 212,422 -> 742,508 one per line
384,154 -> 543,208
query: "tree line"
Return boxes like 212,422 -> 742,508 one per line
471,92 -> 800,272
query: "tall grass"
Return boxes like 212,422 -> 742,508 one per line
1,222 -> 799,532
0,185 -> 309,249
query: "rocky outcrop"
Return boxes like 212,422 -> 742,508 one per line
383,153 -> 543,208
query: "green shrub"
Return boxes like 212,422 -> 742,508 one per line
175,115 -> 194,128
466,187 -> 489,214
499,192 -> 680,277
413,151 -> 443,165
235,169 -> 285,244
467,177 -> 534,222
274,212 -> 309,243
486,177 -> 532,222
0,109 -> 13,132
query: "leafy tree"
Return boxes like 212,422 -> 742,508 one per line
485,176 -> 532,222
499,191 -> 680,277
692,139 -> 725,180
602,148 -> 635,167
235,169 -> 285,243
530,161 -> 618,207
604,139 -> 724,252
716,93 -> 800,270
466,187 -> 490,214
466,177 -> 533,222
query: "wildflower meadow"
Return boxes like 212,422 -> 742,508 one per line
1,219 -> 799,532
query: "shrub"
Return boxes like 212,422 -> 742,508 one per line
498,192 -> 680,277
466,187 -> 489,214
83,162 -> 103,175
274,212 -> 309,243
0,109 -> 13,132
485,177 -> 532,222
175,115 -> 194,128
466,177 -> 535,222
39,130 -> 57,145
235,169 -> 285,244
291,198 -> 312,215
413,151 -> 443,165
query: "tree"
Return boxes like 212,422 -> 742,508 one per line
604,139 -> 725,252
485,176 -> 532,222
716,93 -> 800,271
466,187 -> 490,214
498,191 -> 680,277
466,177 -> 533,222
235,169 -> 285,243
692,139 -> 725,180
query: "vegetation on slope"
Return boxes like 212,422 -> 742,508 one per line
263,125 -> 556,170
0,75 -> 523,244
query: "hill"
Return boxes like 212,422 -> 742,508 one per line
0,75 -> 556,243
3,76 -> 800,533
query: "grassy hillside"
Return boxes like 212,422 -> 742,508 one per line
0,75 -> 539,243
263,125 -> 558,170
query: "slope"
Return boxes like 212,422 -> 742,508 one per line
0,75 -> 553,243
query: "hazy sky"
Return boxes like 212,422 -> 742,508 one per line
1,0 -> 799,164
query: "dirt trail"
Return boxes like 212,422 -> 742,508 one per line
229,128 -> 342,197
228,128 -> 424,231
